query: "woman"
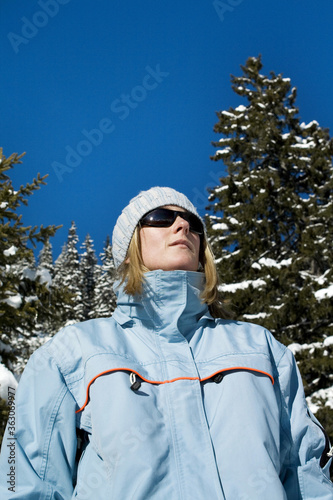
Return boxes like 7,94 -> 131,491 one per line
0,186 -> 332,499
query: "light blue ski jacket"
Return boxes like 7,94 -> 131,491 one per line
0,271 -> 332,499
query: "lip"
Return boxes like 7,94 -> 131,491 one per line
170,239 -> 192,249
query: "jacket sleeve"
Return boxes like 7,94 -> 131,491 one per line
278,347 -> 333,499
0,345 -> 77,499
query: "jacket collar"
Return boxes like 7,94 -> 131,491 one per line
113,270 -> 210,341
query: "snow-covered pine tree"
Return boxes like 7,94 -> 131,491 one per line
207,56 -> 333,443
53,243 -> 67,279
0,149 -> 60,441
35,238 -> 54,334
37,237 -> 54,276
91,235 -> 117,318
80,234 -> 98,321
53,222 -> 83,325
50,244 -> 73,332
0,150 -> 61,369
36,238 -> 74,335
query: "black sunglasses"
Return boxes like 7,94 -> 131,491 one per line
140,208 -> 204,235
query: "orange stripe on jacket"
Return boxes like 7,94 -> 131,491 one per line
76,366 -> 274,413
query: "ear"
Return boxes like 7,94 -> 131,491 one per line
124,257 -> 130,264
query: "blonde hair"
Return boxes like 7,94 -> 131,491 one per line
117,226 -> 232,319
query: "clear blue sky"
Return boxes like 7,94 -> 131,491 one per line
1,0 -> 333,259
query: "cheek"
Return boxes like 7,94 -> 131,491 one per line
140,229 -> 165,266
193,236 -> 201,258
140,230 -> 163,251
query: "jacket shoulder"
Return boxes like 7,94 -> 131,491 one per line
40,317 -> 118,376
213,318 -> 287,362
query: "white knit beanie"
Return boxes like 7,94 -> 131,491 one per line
112,186 -> 203,268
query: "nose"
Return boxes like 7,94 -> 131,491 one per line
173,215 -> 190,234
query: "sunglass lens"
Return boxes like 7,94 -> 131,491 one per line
141,209 -> 174,227
187,214 -> 203,235
140,208 -> 203,234
180,212 -> 203,234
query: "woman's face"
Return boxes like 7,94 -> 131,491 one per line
139,205 -> 201,272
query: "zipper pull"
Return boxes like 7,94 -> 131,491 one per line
213,372 -> 224,384
130,372 -> 141,391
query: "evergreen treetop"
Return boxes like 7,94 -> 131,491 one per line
80,234 -> 98,321
92,235 -> 117,318
208,56 -> 333,345
53,222 -> 83,325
